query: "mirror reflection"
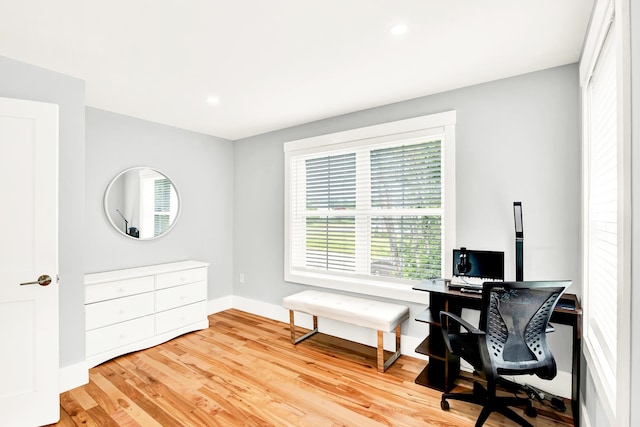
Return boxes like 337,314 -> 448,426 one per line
104,167 -> 180,239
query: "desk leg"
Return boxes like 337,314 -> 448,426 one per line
572,315 -> 581,427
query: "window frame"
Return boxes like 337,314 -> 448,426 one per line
579,0 -> 631,424
284,111 -> 456,303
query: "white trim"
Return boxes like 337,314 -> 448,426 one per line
581,401 -> 594,427
580,0 -> 615,85
582,341 -> 616,421
442,120 -> 456,278
207,295 -> 233,314
284,111 -> 456,153
58,361 -> 88,393
284,111 -> 456,301
282,271 -> 429,304
615,1 -> 632,425
616,1 -> 631,422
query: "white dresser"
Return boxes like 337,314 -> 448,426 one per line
84,260 -> 209,368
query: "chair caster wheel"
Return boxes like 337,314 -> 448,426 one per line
441,400 -> 450,411
525,406 -> 537,418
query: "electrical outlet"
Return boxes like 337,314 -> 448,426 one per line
239,273 -> 245,284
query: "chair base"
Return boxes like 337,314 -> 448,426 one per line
441,380 -> 536,427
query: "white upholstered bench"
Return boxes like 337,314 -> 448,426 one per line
282,290 -> 410,372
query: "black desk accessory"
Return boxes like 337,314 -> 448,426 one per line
449,248 -> 504,290
514,201 -> 524,281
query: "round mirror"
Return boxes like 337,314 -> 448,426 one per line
104,167 -> 180,240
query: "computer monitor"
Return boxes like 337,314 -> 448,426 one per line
452,248 -> 504,280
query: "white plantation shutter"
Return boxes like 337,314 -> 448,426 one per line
586,25 -> 617,377
580,3 -> 630,420
285,112 -> 456,299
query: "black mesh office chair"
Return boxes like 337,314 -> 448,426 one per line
439,280 -> 570,427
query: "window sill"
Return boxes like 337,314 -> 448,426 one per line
285,271 -> 430,304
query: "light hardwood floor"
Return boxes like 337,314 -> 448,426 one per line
49,309 -> 572,426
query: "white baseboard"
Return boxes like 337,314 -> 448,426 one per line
207,295 -> 233,314
59,361 -> 88,393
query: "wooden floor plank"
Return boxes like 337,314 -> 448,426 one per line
49,309 -> 572,427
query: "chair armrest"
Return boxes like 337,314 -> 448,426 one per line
439,311 -> 484,353
440,311 -> 482,334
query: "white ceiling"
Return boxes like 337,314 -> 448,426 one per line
0,1 -> 593,141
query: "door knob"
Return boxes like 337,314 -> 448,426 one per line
20,275 -> 53,286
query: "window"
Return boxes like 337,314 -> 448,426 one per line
284,111 -> 456,302
154,178 -> 172,236
139,170 -> 178,238
580,0 -> 630,423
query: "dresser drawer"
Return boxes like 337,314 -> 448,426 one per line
85,292 -> 154,331
155,301 -> 207,335
86,315 -> 154,357
86,276 -> 154,304
155,267 -> 207,290
84,261 -> 209,368
155,281 -> 206,312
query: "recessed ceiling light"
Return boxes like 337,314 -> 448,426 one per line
206,96 -> 220,106
389,23 -> 408,36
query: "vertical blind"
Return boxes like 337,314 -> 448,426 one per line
585,25 -> 617,398
290,138 -> 443,283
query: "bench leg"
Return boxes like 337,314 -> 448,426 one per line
377,325 -> 402,373
289,310 -> 318,344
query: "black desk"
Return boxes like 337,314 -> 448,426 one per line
413,280 -> 581,426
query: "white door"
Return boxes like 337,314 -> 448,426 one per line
0,97 -> 59,426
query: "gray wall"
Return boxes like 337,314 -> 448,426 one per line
0,56 -> 86,368
234,64 -> 580,373
85,108 -> 234,300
